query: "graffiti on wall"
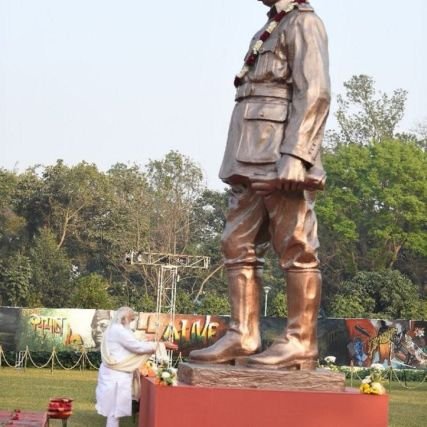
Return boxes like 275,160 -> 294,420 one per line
5,308 -> 227,355
345,319 -> 426,368
133,313 -> 227,355
0,306 -> 425,368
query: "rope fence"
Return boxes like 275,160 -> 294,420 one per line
0,345 -> 100,371
344,362 -> 427,391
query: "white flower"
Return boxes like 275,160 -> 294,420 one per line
285,3 -> 298,13
170,368 -> 178,375
414,328 -> 425,338
362,376 -> 372,384
237,65 -> 250,79
325,356 -> 336,364
253,40 -> 263,52
371,363 -> 385,371
266,22 -> 278,33
161,371 -> 171,379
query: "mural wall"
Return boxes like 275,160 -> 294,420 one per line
0,307 -> 425,368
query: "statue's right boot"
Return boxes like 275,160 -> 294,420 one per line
188,266 -> 261,364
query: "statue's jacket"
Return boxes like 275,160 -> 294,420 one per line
219,4 -> 331,184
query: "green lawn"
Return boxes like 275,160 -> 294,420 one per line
0,368 -> 135,427
0,368 -> 426,426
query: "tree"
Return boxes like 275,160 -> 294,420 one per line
0,254 -> 32,307
190,189 -> 228,301
145,150 -> 205,255
269,291 -> 288,317
196,292 -> 230,315
412,120 -> 427,151
125,151 -> 208,301
327,75 -> 407,147
29,228 -> 73,307
328,270 -> 425,319
317,138 -> 427,300
70,273 -> 114,309
0,170 -> 27,255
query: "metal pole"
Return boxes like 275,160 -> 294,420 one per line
263,286 -> 271,316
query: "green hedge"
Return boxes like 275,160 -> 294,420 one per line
340,366 -> 427,382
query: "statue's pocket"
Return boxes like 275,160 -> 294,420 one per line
236,101 -> 288,164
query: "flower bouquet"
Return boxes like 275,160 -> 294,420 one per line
154,363 -> 178,387
140,360 -> 157,378
318,355 -> 340,371
141,360 -> 178,386
359,363 -> 386,395
322,355 -> 339,371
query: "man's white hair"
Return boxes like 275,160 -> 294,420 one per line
112,306 -> 135,325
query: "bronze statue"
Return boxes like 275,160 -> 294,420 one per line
189,0 -> 330,370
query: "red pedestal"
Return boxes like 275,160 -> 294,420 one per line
139,376 -> 388,427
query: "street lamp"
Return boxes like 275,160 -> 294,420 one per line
263,286 -> 272,316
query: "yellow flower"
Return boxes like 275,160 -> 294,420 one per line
370,382 -> 386,395
359,383 -> 371,394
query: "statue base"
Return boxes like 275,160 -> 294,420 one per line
178,362 -> 345,391
139,375 -> 388,427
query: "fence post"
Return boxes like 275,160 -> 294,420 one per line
24,346 -> 29,372
51,347 -> 55,374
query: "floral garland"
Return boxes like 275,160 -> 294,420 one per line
234,1 -> 305,88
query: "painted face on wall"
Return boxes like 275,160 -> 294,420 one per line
90,309 -> 111,348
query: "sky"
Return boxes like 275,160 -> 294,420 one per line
1,0 -> 426,189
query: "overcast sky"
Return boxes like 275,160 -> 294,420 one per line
1,0 -> 426,189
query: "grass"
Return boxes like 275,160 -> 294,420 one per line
0,368 -> 426,426
346,379 -> 427,427
0,368 -> 135,427
387,382 -> 427,427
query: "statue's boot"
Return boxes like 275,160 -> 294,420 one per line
189,267 -> 261,364
247,269 -> 321,370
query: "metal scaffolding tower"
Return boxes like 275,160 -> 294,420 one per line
125,251 -> 210,365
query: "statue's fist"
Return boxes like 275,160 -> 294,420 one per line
277,155 -> 306,191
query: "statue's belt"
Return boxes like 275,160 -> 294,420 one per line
235,83 -> 292,101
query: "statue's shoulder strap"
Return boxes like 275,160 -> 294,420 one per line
297,3 -> 314,13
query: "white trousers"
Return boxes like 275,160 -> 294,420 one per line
106,415 -> 119,427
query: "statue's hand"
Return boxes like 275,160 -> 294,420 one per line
251,179 -> 277,196
277,155 -> 306,191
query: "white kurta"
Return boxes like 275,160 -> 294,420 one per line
95,323 -> 157,418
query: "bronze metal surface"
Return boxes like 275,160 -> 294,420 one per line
190,0 -> 330,371
189,267 -> 262,363
247,270 -> 321,369
219,1 -> 330,185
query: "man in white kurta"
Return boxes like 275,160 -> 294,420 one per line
95,307 -> 158,427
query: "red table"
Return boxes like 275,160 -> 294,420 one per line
0,410 -> 47,426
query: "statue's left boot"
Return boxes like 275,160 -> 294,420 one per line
247,269 -> 321,370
